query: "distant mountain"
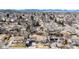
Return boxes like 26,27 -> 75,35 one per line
0,9 -> 79,13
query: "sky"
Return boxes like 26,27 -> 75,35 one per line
0,0 -> 79,9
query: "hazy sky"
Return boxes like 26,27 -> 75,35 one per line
0,0 -> 79,9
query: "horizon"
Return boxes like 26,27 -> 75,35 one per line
1,9 -> 79,12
